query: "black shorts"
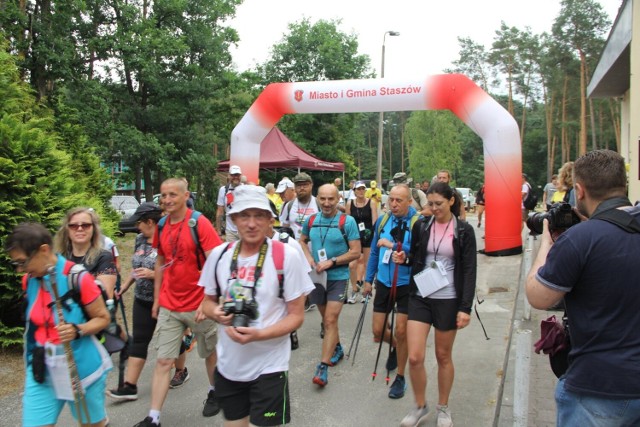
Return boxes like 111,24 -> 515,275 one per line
408,297 -> 458,331
214,369 -> 291,426
373,281 -> 410,315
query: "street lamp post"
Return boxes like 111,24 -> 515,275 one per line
376,30 -> 400,186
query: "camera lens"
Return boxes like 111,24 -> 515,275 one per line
526,212 -> 547,235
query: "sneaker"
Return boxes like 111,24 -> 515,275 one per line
400,405 -> 430,427
477,222 -> 481,228
436,404 -> 453,427
305,298 -> 316,312
107,382 -> 138,401
320,322 -> 325,339
347,290 -> 359,304
202,389 -> 220,417
169,367 -> 190,389
388,375 -> 407,399
183,333 -> 196,352
312,363 -> 328,387
290,330 -> 299,350
329,343 -> 344,366
386,347 -> 398,371
133,417 -> 160,427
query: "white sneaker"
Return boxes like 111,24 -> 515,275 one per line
436,404 -> 453,427
400,405 -> 430,427
347,290 -> 359,304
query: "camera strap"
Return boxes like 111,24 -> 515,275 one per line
229,239 -> 269,300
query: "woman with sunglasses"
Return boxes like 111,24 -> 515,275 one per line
5,222 -> 112,427
53,207 -> 118,299
394,182 -> 477,427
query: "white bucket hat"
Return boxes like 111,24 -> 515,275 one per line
227,185 -> 275,217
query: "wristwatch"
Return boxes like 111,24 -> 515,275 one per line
72,323 -> 85,340
331,257 -> 338,267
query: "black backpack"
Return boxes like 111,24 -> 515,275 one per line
523,184 -> 538,210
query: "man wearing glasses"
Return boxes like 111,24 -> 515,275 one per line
200,185 -> 314,426
279,172 -> 319,240
217,165 -> 244,242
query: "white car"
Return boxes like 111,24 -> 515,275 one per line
455,188 -> 476,212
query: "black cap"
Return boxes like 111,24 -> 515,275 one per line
129,202 -> 162,222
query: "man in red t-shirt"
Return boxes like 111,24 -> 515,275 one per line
134,178 -> 222,427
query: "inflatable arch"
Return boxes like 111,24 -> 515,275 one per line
229,74 -> 523,255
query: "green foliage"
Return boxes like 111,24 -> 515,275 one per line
405,111 -> 464,184
0,46 -> 109,339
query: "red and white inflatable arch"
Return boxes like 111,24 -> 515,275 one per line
229,74 -> 523,255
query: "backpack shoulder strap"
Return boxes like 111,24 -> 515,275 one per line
308,212 -> 318,228
271,240 -> 285,299
377,212 -> 391,236
338,213 -> 349,248
189,210 -> 205,269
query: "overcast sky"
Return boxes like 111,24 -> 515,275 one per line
227,0 -> 622,80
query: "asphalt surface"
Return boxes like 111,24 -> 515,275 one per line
0,216 -> 559,426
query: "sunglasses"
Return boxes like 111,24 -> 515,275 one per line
68,222 -> 93,231
11,251 -> 35,269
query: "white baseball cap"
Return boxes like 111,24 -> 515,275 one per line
227,185 -> 276,217
276,179 -> 294,193
229,165 -> 242,175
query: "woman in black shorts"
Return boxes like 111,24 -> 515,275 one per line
394,182 -> 477,427
345,181 -> 378,303
476,184 -> 485,228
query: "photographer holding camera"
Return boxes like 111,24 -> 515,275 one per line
200,185 -> 314,427
526,150 -> 640,426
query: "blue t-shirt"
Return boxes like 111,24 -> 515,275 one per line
302,212 -> 360,281
536,206 -> 640,398
365,207 -> 417,287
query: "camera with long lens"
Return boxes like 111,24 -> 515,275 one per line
223,296 -> 258,328
526,202 -> 581,235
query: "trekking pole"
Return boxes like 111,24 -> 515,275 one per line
346,293 -> 368,363
46,267 -> 91,427
351,295 -> 369,365
117,295 -> 132,388
371,296 -> 391,381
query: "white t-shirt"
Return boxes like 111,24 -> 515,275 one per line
217,184 -> 242,233
279,196 -> 319,239
199,239 -> 315,382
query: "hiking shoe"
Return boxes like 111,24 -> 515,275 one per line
312,363 -> 328,387
388,375 -> 407,399
169,367 -> 190,389
436,404 -> 453,427
202,389 -> 220,417
329,343 -> 344,366
400,405 -> 430,427
183,333 -> 196,352
107,382 -> 138,401
347,290 -> 359,304
320,322 -> 325,339
386,347 -> 398,371
133,417 -> 160,427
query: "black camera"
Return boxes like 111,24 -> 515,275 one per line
223,297 -> 259,328
526,202 -> 581,235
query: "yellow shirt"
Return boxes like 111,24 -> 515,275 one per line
550,190 -> 566,204
365,188 -> 382,202
267,193 -> 283,226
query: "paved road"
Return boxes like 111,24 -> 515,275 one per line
0,217 -> 559,426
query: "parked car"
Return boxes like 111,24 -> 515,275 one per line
111,195 -> 140,235
455,188 -> 476,212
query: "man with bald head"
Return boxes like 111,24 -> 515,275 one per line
300,184 -> 361,387
363,184 -> 420,399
